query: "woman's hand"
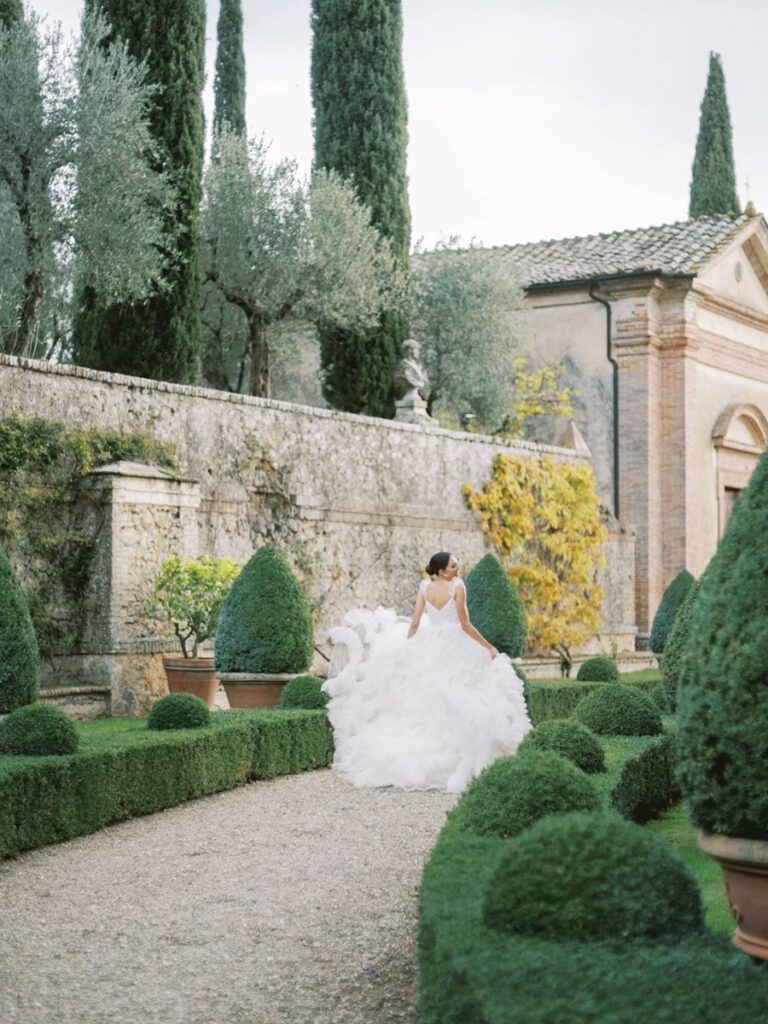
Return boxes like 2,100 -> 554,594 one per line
488,645 -> 499,659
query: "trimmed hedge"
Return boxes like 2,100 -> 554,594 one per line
517,719 -> 606,774
574,684 -> 662,736
147,693 -> 210,731
465,554 -> 527,658
418,818 -> 768,1024
0,704 -> 78,756
576,656 -> 619,682
650,569 -> 695,654
0,543 -> 40,713
610,732 -> 679,822
661,577 -> 700,710
280,674 -> 329,710
214,545 -> 313,674
483,811 -> 704,941
455,750 -> 600,839
0,709 -> 332,859
525,678 -> 659,725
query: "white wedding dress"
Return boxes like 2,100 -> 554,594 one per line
322,577 -> 532,793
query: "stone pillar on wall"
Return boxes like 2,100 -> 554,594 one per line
79,462 -> 201,716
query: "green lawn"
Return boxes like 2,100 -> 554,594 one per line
648,802 -> 734,935
534,667 -> 662,685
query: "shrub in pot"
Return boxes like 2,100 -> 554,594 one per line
215,545 -> 314,707
148,555 -> 239,708
576,655 -> 619,682
677,448 -> 768,958
465,554 -> 528,658
0,543 -> 40,714
649,569 -> 695,654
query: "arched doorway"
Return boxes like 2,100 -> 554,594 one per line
712,403 -> 768,534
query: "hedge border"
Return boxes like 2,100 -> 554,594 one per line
418,819 -> 768,1024
418,725 -> 713,1022
526,678 -> 659,725
0,709 -> 332,859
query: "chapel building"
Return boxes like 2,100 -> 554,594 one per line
499,210 -> 768,644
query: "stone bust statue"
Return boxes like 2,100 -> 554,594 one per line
393,339 -> 432,424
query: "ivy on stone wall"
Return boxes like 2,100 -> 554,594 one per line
0,416 -> 176,658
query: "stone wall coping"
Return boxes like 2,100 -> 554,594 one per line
0,353 -> 586,461
90,460 -> 194,482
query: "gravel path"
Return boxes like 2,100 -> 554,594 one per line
0,770 -> 456,1024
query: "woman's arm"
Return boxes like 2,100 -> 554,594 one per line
455,582 -> 498,657
407,587 -> 426,638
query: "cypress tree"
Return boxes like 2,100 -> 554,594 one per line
74,0 -> 205,383
0,0 -> 22,26
649,569 -> 695,654
213,0 -> 246,138
688,52 -> 740,219
311,0 -> 411,417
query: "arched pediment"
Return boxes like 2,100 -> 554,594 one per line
712,403 -> 768,451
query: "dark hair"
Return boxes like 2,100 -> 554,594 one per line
425,551 -> 452,576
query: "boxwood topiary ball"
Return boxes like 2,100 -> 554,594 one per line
147,693 -> 210,731
455,749 -> 600,839
0,703 -> 78,756
649,682 -> 671,714
281,675 -> 329,709
576,656 -> 619,682
574,684 -> 662,736
483,811 -> 704,941
517,719 -> 606,774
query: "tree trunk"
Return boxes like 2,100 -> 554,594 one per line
15,181 -> 45,358
248,317 -> 270,397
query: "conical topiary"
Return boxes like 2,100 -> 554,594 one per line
465,554 -> 527,658
661,577 -> 700,709
0,544 -> 40,713
649,569 -> 695,654
677,450 -> 768,838
214,545 -> 314,674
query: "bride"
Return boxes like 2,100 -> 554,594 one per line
322,552 -> 532,793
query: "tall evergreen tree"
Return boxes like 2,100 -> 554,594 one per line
688,52 -> 740,219
213,0 -> 246,137
311,0 -> 411,417
0,0 -> 22,27
74,0 -> 205,383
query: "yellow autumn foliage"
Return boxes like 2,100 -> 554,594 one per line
499,357 -> 575,439
463,454 -> 606,668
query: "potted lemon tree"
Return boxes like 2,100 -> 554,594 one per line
149,555 -> 239,708
677,448 -> 768,960
214,545 -> 314,708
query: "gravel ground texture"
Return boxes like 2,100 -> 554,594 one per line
0,769 -> 457,1024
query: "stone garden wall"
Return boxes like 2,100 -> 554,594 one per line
0,355 -> 638,714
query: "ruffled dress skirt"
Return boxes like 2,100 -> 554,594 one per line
322,608 -> 532,793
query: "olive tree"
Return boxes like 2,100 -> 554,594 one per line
0,10 -> 175,359
410,240 -> 526,430
201,127 -> 405,397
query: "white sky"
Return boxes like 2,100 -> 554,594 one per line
45,0 -> 768,248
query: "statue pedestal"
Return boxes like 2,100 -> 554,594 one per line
394,391 -> 433,425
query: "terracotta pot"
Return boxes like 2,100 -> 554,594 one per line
698,830 -> 768,960
217,672 -> 297,709
162,656 -> 219,709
